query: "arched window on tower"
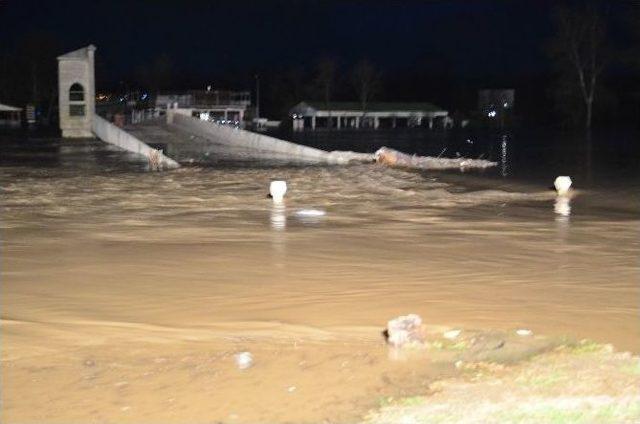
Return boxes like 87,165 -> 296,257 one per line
69,83 -> 85,116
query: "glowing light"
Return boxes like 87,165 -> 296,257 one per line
488,110 -> 497,118
199,112 -> 210,121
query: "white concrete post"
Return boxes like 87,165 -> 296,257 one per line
336,116 -> 341,129
311,116 -> 316,130
428,117 -> 434,130
374,117 -> 379,129
355,117 -> 360,128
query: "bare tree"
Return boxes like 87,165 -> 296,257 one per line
314,58 -> 336,127
351,60 -> 381,124
549,3 -> 609,131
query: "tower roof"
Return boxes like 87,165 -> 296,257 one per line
57,45 -> 96,61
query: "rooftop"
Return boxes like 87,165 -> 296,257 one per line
0,103 -> 22,111
57,45 -> 96,61
300,101 -> 446,112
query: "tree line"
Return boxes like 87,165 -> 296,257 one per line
0,2 -> 637,131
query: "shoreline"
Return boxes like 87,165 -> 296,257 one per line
2,322 -> 639,423
364,340 -> 640,424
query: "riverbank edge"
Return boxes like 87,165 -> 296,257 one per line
362,339 -> 640,424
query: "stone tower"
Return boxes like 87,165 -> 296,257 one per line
57,45 -> 96,138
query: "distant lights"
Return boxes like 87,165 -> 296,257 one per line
488,110 -> 497,118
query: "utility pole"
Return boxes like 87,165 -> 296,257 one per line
255,74 -> 260,120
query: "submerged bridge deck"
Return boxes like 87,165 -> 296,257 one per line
121,113 -> 374,166
95,113 -> 495,172
124,119 -> 275,164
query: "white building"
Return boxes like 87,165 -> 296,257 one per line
289,101 -> 449,131
0,103 -> 22,128
156,90 -> 250,125
57,45 -> 96,138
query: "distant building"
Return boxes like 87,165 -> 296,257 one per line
57,45 -> 96,138
0,103 -> 22,128
156,90 -> 251,124
478,89 -> 515,117
289,101 -> 448,131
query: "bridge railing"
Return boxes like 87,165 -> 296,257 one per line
92,115 -> 179,169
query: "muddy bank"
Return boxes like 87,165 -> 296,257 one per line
4,322 -> 637,423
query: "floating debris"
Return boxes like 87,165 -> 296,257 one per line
516,329 -> 533,337
386,314 -> 425,348
375,147 -> 497,170
234,352 -> 253,370
443,329 -> 462,340
295,209 -> 326,217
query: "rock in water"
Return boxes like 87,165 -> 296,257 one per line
386,314 -> 425,347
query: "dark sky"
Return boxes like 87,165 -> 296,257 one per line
0,0 -> 632,88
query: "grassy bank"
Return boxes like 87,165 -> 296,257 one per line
363,339 -> 640,424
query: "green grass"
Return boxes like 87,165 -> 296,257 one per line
516,370 -> 568,388
431,340 -> 467,351
493,400 -> 640,423
567,339 -> 603,354
619,361 -> 640,376
378,395 -> 426,408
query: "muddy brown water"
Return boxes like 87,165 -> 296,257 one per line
1,136 -> 638,423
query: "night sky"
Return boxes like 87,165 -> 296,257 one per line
0,0 -> 593,79
0,0 -> 636,121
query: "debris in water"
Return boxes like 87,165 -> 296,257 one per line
295,209 -> 326,217
385,314 -> 425,348
374,147 -> 497,170
147,148 -> 163,171
234,352 -> 253,370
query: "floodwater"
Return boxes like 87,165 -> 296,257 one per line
1,130 -> 639,423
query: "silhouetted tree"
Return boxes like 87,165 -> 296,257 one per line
0,32 -> 61,124
351,60 -> 381,118
314,57 -> 336,127
549,3 -> 610,131
150,53 -> 173,94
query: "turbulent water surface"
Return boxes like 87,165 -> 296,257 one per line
1,130 -> 638,423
